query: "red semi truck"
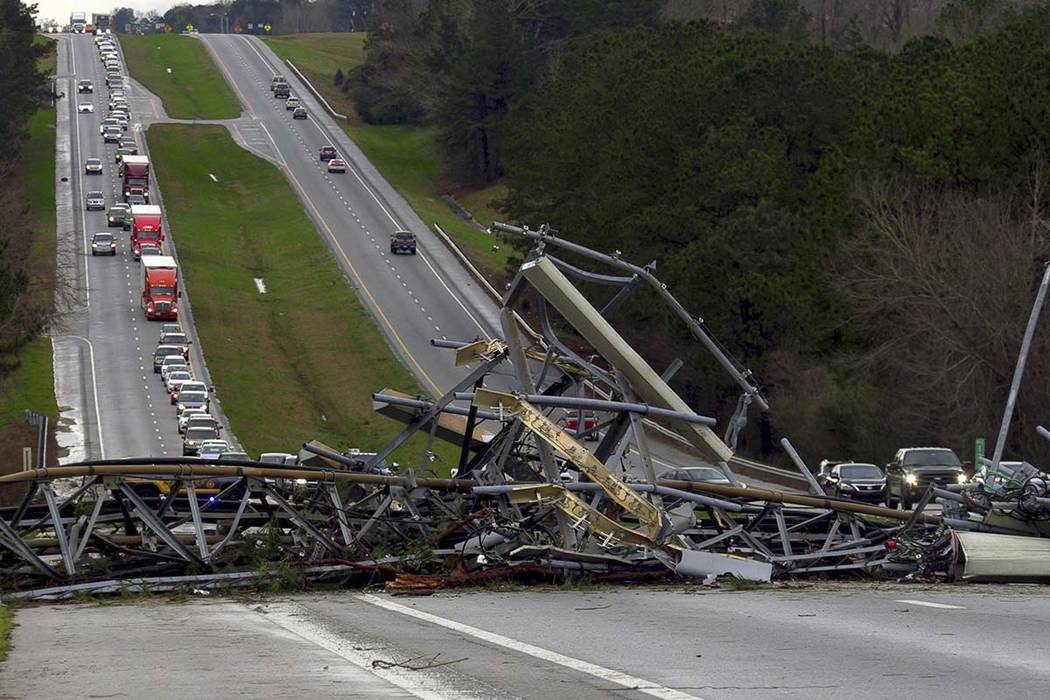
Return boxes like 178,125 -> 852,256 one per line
130,204 -> 163,260
120,155 -> 150,202
141,255 -> 179,321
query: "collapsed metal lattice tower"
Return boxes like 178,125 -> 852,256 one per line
0,225 -> 943,599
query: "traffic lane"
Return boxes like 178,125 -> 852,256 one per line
244,35 -> 502,339
240,596 -> 672,699
240,33 -> 501,342
358,587 -> 1050,700
72,34 -> 183,457
74,34 -> 163,458
107,39 -> 243,454
203,35 -> 495,396
206,35 -> 485,394
1,602 -> 417,699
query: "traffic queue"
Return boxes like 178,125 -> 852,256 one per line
81,34 -> 233,461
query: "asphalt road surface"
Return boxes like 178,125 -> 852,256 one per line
201,34 -> 503,398
5,584 -> 1049,698
54,34 -> 188,460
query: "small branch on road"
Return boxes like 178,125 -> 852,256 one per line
371,653 -> 469,671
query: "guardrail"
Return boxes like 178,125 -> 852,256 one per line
284,59 -> 347,121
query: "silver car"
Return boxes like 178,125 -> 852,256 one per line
90,232 -> 116,256
153,345 -> 184,372
84,158 -> 103,174
176,390 -> 210,415
85,191 -> 106,210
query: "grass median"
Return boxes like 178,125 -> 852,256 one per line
120,34 -> 240,119
146,124 -> 456,469
263,33 -> 512,283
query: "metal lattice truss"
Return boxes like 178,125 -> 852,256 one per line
0,226 -> 940,598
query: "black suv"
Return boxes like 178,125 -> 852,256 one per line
886,447 -> 966,509
390,230 -> 417,255
818,462 -> 886,504
319,145 -> 337,162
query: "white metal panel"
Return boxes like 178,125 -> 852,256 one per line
520,256 -> 733,463
957,531 -> 1050,581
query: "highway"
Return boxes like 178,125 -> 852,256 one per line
52,34 -> 226,461
5,585 -> 1048,698
201,34 -> 503,398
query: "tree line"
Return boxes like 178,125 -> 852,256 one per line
349,0 -> 1050,466
0,0 -> 51,375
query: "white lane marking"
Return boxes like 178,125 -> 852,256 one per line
66,335 -> 106,459
895,599 -> 965,610
250,602 -> 479,700
358,594 -> 702,700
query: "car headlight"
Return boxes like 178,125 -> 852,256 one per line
177,403 -> 186,411
904,473 -> 918,486
957,473 -> 968,484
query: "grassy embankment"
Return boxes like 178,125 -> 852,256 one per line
0,35 -> 60,503
0,604 -> 11,661
120,34 -> 240,119
147,125 -> 456,469
263,33 -> 513,283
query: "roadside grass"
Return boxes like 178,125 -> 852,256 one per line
25,107 -> 57,313
0,338 -> 59,503
0,40 -> 60,490
264,32 -> 365,77
36,33 -> 57,74
146,124 -> 457,470
120,34 -> 240,119
0,339 -> 59,426
263,33 -> 514,282
0,604 -> 11,661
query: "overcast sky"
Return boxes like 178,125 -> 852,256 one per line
34,0 -> 173,25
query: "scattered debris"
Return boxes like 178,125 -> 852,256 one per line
3,229 -> 1050,597
371,654 -> 468,672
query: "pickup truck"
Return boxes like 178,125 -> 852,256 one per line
886,447 -> 967,509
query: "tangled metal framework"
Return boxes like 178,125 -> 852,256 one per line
2,225 -> 948,598
0,459 -> 930,597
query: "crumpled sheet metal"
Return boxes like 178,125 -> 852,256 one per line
475,388 -> 668,543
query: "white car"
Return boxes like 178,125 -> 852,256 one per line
285,96 -> 300,110
165,370 -> 193,395
78,103 -> 94,113
159,356 -> 189,381
185,415 -> 221,434
84,158 -> 103,175
198,440 -> 230,461
178,408 -> 209,434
